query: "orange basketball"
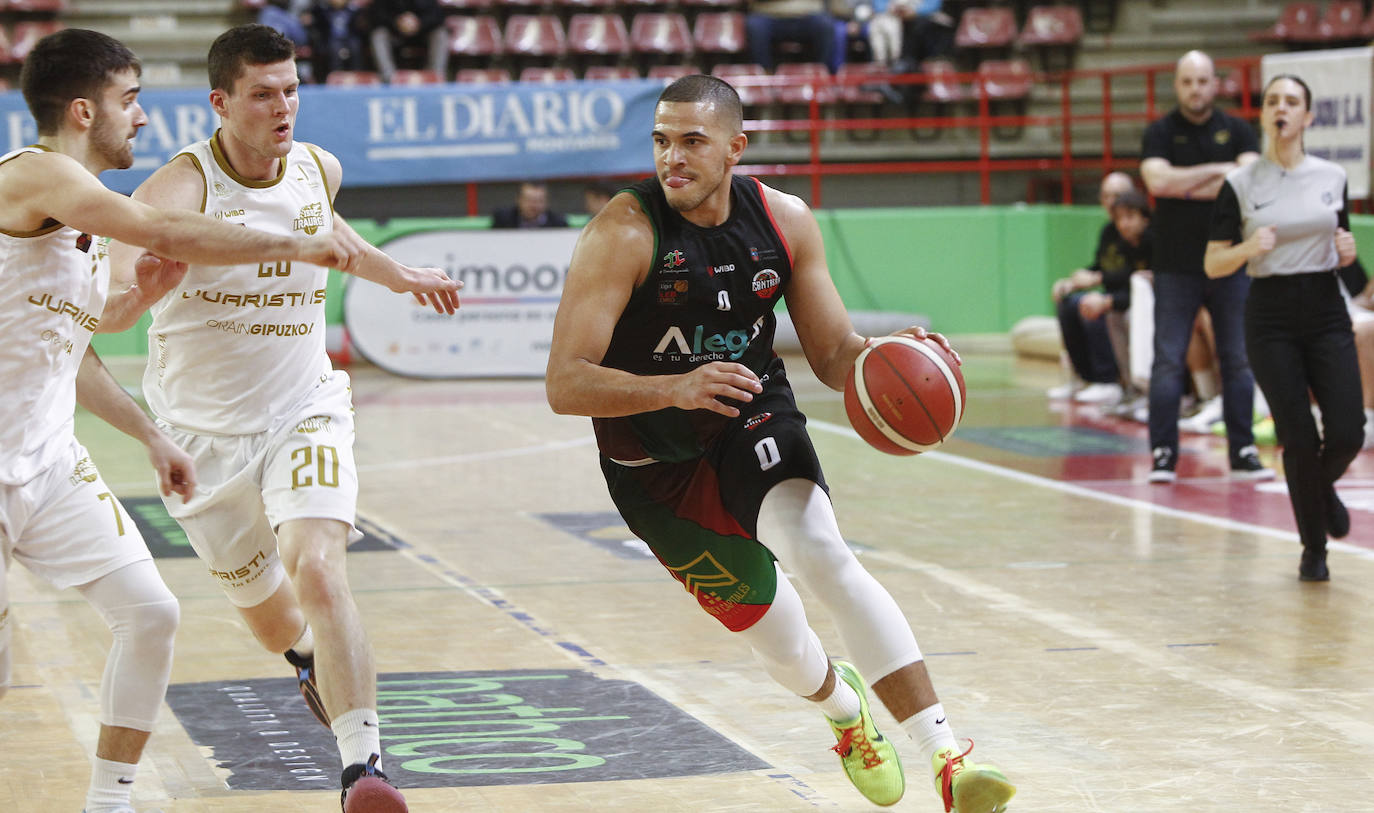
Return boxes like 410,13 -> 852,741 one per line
843,336 -> 966,455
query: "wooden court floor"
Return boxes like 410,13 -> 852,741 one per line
3,345 -> 1373,812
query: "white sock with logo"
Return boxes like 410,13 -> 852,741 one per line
332,708 -> 382,771
902,703 -> 957,769
85,756 -> 137,812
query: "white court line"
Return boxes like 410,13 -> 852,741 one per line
808,418 -> 1374,563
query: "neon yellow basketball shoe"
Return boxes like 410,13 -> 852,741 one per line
826,661 -> 905,806
932,740 -> 1016,812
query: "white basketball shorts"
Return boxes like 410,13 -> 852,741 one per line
159,370 -> 360,607
0,437 -> 151,593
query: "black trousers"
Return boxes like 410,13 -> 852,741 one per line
1245,272 -> 1365,549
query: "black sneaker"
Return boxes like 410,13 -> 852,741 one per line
1230,445 -> 1275,481
1326,484 -> 1350,538
341,753 -> 407,812
1148,446 -> 1176,483
1300,546 -> 1330,582
285,648 -> 330,728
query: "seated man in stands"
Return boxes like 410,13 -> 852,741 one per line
746,0 -> 840,73
492,181 -> 569,229
365,0 -> 449,83
1050,179 -> 1152,405
306,0 -> 366,83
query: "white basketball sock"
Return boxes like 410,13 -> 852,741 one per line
332,707 -> 382,771
815,666 -> 863,723
85,756 -> 137,812
901,703 -> 958,768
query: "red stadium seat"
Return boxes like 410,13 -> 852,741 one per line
775,62 -> 836,105
447,15 -> 503,57
630,13 -> 693,58
648,63 -> 700,81
566,13 -> 631,58
240,0 -> 267,8
1306,0 -> 1364,43
392,70 -> 446,85
978,58 -> 1032,100
1249,2 -> 1319,42
10,20 -> 63,63
584,65 -> 640,80
558,0 -> 617,13
9,0 -> 66,9
504,14 -> 567,59
710,63 -> 774,106
519,66 -> 578,82
954,7 -> 1017,49
835,61 -> 892,105
455,67 -> 514,84
326,71 -> 383,86
693,12 -> 746,58
0,26 -> 14,64
921,58 -> 968,104
1018,5 -> 1082,46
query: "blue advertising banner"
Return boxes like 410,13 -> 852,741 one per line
0,79 -> 660,193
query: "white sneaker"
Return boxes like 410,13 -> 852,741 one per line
1179,396 -> 1223,434
1047,382 -> 1078,399
1073,382 -> 1123,404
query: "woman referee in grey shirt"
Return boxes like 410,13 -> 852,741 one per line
1204,74 -> 1363,582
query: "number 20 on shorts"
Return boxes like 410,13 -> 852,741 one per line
290,445 -> 339,489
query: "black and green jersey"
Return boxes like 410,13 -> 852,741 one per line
594,176 -> 794,464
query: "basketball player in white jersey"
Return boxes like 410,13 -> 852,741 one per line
1,28 -> 378,813
110,24 -> 461,813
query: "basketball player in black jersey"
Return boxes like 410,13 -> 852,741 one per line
546,75 -> 1014,813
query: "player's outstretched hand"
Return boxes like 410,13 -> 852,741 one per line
133,252 -> 188,302
885,325 -> 961,365
146,432 -> 197,504
394,265 -> 462,314
670,362 -> 762,417
301,231 -> 368,272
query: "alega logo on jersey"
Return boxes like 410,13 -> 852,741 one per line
293,202 -> 325,235
652,316 -> 765,361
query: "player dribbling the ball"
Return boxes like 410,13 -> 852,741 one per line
545,75 -> 1015,812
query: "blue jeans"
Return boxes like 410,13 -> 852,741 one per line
1148,271 -> 1255,457
746,13 -> 837,72
1057,293 -> 1118,384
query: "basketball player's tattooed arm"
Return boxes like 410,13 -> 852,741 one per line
770,188 -> 956,391
74,348 -> 197,502
312,146 -> 461,315
546,192 -> 762,419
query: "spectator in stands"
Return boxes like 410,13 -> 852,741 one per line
835,0 -> 903,67
897,0 -> 957,69
1140,49 -> 1269,484
366,0 -> 449,84
1342,261 -> 1374,448
259,0 -> 314,82
1049,178 -> 1151,405
493,181 -> 569,229
305,0 -> 365,82
746,0 -> 839,73
583,180 -> 616,217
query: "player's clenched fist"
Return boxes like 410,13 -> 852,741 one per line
299,231 -> 366,271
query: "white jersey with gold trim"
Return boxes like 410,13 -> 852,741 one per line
0,147 -> 110,485
145,135 -> 333,435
